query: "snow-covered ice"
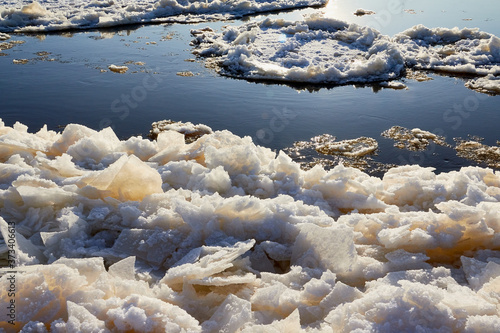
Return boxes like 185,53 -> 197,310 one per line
2,119 -> 500,331
0,0 -> 327,32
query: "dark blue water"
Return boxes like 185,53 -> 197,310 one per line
1,0 -> 499,173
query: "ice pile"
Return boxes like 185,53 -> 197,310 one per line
0,0 -> 327,32
192,17 -> 500,91
191,15 -> 406,84
2,119 -> 500,331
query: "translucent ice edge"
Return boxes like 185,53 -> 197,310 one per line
0,0 -> 327,32
192,15 -> 500,87
1,119 -> 500,331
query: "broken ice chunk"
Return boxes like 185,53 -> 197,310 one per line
108,256 -> 137,280
161,239 -> 255,286
79,155 -> 163,201
0,217 -> 44,265
201,294 -> 252,333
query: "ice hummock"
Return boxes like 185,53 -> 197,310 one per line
0,0 -> 328,32
192,16 -> 500,91
2,119 -> 500,331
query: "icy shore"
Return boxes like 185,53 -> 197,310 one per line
1,120 -> 500,331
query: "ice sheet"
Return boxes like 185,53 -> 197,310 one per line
1,120 -> 500,331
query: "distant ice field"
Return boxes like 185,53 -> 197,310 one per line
0,0 -> 327,32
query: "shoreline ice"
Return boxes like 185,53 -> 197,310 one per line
1,120 -> 500,331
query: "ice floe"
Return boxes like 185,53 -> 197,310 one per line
191,15 -> 406,85
382,126 -> 450,151
192,16 -> 500,92
394,25 -> 500,74
455,137 -> 500,169
2,119 -> 500,331
0,37 -> 23,52
0,0 -> 328,32
283,133 -> 388,175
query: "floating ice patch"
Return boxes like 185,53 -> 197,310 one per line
454,137 -> 500,169
354,8 -> 375,17
312,134 -> 379,157
381,126 -> 450,151
379,80 -> 407,89
0,0 -> 328,32
108,64 -> 129,73
191,15 -> 405,84
0,37 -> 23,52
1,119 -> 500,331
284,133 -> 387,175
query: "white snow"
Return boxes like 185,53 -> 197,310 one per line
0,0 -> 328,32
1,120 -> 500,331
